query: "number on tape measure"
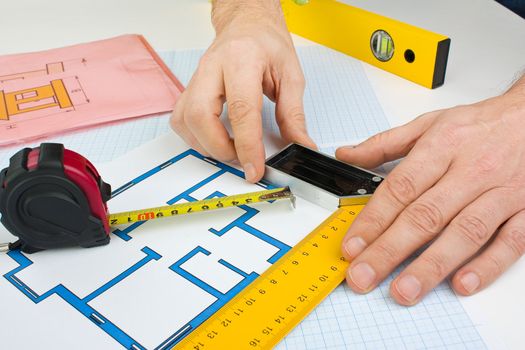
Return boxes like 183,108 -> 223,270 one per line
175,205 -> 363,350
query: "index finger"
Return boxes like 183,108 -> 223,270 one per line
342,135 -> 452,260
223,58 -> 265,183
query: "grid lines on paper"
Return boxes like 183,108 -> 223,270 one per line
0,114 -> 172,168
277,260 -> 486,350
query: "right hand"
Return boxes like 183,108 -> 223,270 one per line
170,1 -> 316,183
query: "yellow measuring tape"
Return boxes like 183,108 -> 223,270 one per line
174,205 -> 364,349
108,187 -> 294,226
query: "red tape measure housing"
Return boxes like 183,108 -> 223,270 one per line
0,143 -> 111,253
27,147 -> 111,234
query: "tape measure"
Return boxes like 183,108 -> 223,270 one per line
0,143 -> 293,253
174,205 -> 363,349
108,187 -> 294,226
283,0 -> 451,89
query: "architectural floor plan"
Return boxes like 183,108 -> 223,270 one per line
0,135 -> 330,349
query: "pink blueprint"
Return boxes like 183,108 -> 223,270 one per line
0,34 -> 183,146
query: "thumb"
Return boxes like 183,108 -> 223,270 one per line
335,112 -> 437,169
275,73 -> 317,149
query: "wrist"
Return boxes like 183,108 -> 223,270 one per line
211,0 -> 286,35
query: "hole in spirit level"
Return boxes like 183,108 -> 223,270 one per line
404,49 -> 416,63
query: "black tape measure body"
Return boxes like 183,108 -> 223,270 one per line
0,143 -> 111,253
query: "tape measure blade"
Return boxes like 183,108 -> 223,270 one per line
108,187 -> 292,226
175,205 -> 363,350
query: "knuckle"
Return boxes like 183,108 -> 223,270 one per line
403,201 -> 444,238
372,241 -> 399,265
357,209 -> 388,233
383,171 -> 417,206
197,52 -> 215,68
171,122 -> 183,135
282,105 -> 306,124
228,99 -> 254,124
170,112 -> 184,133
170,108 -> 182,122
368,132 -> 386,146
435,123 -> 463,148
419,253 -> 448,280
508,173 -> 525,189
485,253 -> 505,275
500,227 -> 525,257
472,152 -> 502,175
455,215 -> 491,248
185,103 -> 208,123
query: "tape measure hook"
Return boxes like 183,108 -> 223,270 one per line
259,186 -> 296,209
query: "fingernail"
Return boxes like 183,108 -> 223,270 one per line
395,275 -> 422,303
243,163 -> 257,183
460,272 -> 481,294
349,262 -> 376,291
344,237 -> 367,258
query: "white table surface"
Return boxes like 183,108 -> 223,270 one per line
1,1 -> 524,349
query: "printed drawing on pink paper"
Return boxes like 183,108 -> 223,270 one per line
0,60 -> 88,122
0,35 -> 184,145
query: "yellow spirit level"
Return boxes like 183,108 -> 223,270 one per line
282,0 -> 451,89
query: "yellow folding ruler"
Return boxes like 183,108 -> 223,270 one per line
174,144 -> 384,349
175,205 -> 363,349
282,0 -> 451,89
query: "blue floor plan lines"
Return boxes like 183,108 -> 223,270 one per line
2,145 -> 323,349
5,247 -> 160,349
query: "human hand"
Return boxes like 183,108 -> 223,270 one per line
336,82 -> 525,305
170,0 -> 315,183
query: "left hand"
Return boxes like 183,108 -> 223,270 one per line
336,89 -> 525,305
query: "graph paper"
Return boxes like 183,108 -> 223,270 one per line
0,46 -> 486,349
278,260 -> 485,350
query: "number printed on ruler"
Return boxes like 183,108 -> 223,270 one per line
175,206 -> 364,350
